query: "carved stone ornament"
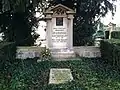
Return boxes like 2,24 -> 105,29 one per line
44,4 -> 75,16
53,7 -> 66,16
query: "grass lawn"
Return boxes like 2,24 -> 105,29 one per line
1,58 -> 120,90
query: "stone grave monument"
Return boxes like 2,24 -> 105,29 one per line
44,4 -> 75,59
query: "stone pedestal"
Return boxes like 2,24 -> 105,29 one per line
50,48 -> 75,59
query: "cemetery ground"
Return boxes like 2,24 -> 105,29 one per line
1,58 -> 120,90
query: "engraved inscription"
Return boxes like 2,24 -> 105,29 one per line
52,27 -> 67,43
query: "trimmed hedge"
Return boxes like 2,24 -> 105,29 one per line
100,39 -> 120,69
0,42 -> 16,71
111,31 -> 120,39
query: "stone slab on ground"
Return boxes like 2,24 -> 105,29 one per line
49,68 -> 73,84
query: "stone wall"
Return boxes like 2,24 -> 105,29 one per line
16,46 -> 44,59
16,46 -> 101,59
73,46 -> 101,58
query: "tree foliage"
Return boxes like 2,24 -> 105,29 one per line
49,0 -> 116,45
0,0 -> 116,46
0,0 -> 48,46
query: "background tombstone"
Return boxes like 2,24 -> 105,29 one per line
44,4 -> 75,59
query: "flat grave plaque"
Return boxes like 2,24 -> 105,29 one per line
49,68 -> 73,84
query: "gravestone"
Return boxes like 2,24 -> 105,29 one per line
45,4 -> 75,59
49,68 -> 73,84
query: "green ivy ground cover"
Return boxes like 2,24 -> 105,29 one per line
0,58 -> 120,90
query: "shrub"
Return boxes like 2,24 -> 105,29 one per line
100,39 -> 120,70
111,31 -> 120,39
0,42 -> 16,72
0,42 -> 16,89
40,47 -> 51,61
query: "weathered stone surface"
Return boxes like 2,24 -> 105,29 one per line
49,68 -> 73,84
16,46 -> 101,59
16,46 -> 44,59
74,46 -> 101,58
45,4 -> 75,59
51,48 -> 75,59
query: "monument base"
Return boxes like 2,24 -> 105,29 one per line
50,48 -> 75,59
